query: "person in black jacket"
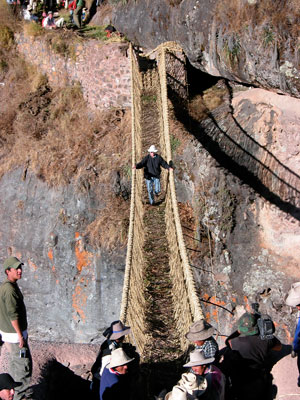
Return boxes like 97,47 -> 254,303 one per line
133,145 -> 173,205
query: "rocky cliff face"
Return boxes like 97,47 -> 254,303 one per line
172,85 -> 300,340
0,169 -> 126,343
112,0 -> 300,98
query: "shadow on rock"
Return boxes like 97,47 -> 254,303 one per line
32,358 -> 92,400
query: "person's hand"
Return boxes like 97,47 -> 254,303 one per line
169,168 -> 173,171
291,350 -> 297,358
18,335 -> 25,348
132,165 -> 136,169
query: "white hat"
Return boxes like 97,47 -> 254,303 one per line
178,373 -> 207,395
148,145 -> 158,153
108,348 -> 134,369
165,385 -> 187,400
183,350 -> 214,368
185,320 -> 215,341
286,282 -> 300,307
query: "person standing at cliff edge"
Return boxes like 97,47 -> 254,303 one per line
0,257 -> 32,400
133,145 -> 173,205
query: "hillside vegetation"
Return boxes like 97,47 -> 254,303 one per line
0,1 -> 131,249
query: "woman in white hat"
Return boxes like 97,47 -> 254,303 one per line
183,350 -> 225,400
164,373 -> 208,400
286,282 -> 300,387
100,347 -> 134,400
133,144 -> 173,205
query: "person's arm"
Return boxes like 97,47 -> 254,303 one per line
159,156 -> 173,170
135,156 -> 147,169
11,320 -> 25,348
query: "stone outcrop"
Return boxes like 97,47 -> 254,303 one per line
16,34 -> 131,109
172,86 -> 300,340
110,0 -> 300,98
0,169 -> 126,343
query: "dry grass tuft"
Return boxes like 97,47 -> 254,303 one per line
215,0 -> 300,39
189,87 -> 226,122
23,21 -> 45,38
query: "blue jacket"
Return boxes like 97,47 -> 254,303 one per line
100,367 -> 130,400
293,313 -> 300,353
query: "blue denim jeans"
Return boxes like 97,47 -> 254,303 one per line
146,177 -> 161,205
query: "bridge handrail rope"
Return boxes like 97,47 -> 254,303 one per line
157,46 -> 204,337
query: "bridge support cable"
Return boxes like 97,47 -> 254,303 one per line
120,42 -> 204,357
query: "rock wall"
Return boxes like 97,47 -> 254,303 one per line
0,169 -> 125,343
111,0 -> 300,98
173,87 -> 300,342
16,34 -> 131,109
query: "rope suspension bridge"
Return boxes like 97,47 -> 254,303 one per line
119,42 -> 204,366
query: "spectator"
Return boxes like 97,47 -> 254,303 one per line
224,312 -> 281,400
186,320 -> 219,360
42,10 -> 64,29
0,257 -> 32,400
91,320 -> 138,398
286,282 -> 300,387
184,350 -> 225,400
22,5 -> 38,22
99,348 -> 134,400
0,373 -> 21,400
164,372 -> 208,399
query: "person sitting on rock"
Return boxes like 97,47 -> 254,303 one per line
186,320 -> 219,360
99,348 -> 134,400
42,10 -> 64,29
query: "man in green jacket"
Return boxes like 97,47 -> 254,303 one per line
0,257 -> 32,400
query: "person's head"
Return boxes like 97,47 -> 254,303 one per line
109,348 -> 134,375
237,313 -> 259,336
109,320 -> 131,341
286,282 -> 300,309
148,145 -> 158,157
183,350 -> 214,376
48,10 -> 53,16
42,11 -> 47,17
185,320 -> 215,346
0,374 -> 21,400
3,257 -> 23,283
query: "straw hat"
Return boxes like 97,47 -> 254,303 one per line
109,320 -> 131,340
178,373 -> 207,395
109,321 -> 130,340
286,282 -> 300,307
185,320 -> 215,341
148,145 -> 158,153
183,350 -> 214,368
108,348 -> 134,369
165,385 -> 187,400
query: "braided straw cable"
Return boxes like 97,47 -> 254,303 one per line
158,46 -> 203,322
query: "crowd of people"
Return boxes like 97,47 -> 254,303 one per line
0,255 -> 299,400
6,0 -> 102,30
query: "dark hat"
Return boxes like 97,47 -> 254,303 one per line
238,313 -> 259,336
0,374 -> 21,391
3,257 -> 23,271
109,321 -> 131,340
